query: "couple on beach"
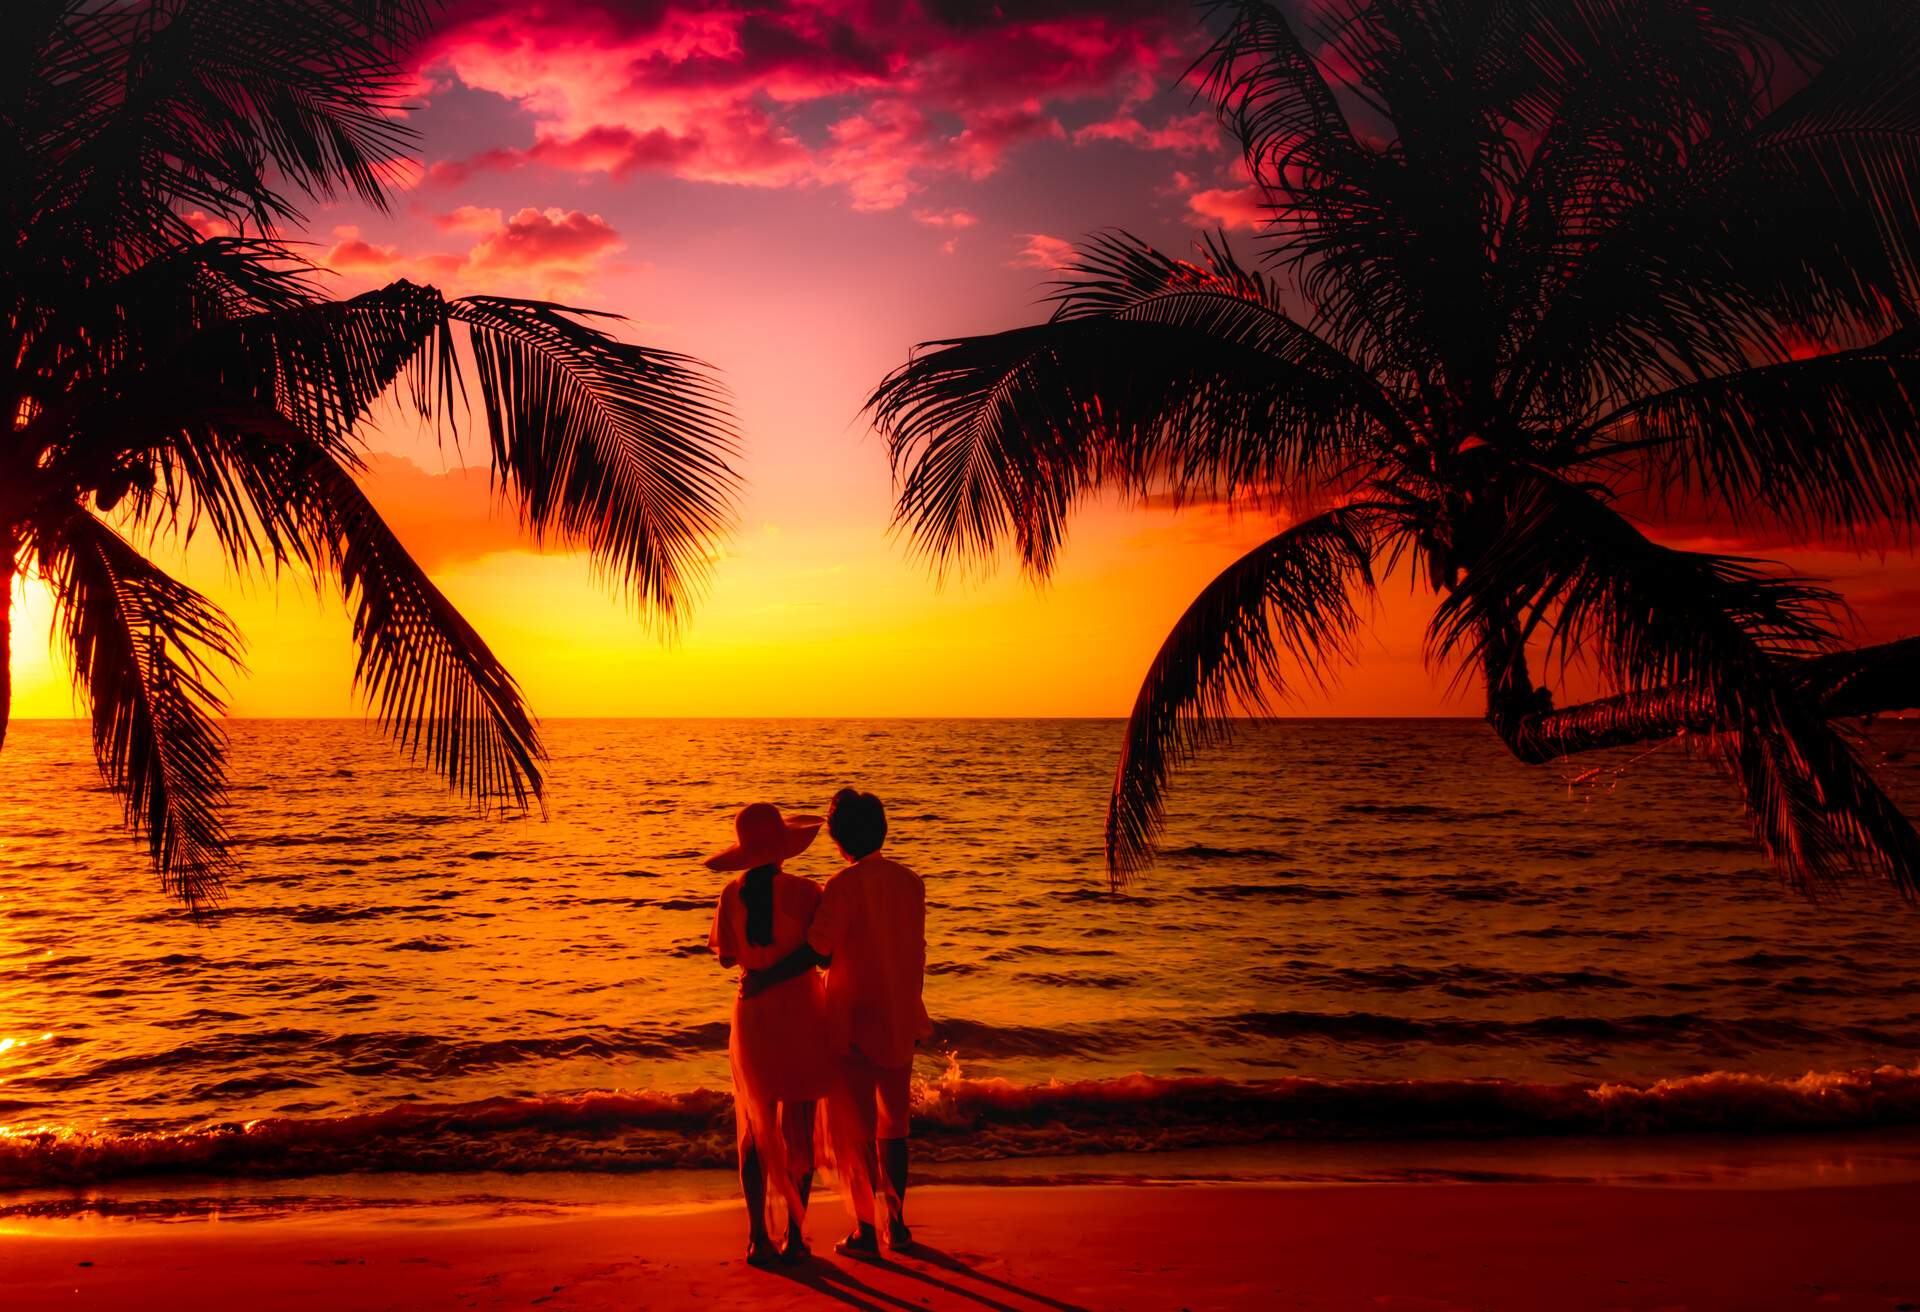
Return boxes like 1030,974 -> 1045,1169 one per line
705,789 -> 931,1267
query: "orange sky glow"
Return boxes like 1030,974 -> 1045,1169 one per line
10,0 -> 1920,720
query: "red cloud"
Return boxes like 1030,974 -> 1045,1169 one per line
950,107 -> 1066,174
431,114 -> 811,189
416,1 -> 1187,209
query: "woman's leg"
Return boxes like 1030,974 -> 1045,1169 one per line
779,1100 -> 817,1256
738,1127 -> 776,1263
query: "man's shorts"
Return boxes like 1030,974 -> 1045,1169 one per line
845,1050 -> 914,1140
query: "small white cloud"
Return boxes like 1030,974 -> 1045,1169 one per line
1009,233 -> 1076,270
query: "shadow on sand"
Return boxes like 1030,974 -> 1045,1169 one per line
773,1242 -> 1093,1312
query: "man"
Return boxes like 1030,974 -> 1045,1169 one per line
744,787 -> 930,1254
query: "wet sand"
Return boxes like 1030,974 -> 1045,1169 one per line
6,1179 -> 1920,1310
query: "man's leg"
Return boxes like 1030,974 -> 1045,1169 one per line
880,1140 -> 909,1226
831,1057 -> 881,1256
875,1062 -> 914,1248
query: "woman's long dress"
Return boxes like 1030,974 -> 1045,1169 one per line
709,870 -> 837,1228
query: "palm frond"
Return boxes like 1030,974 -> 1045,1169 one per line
1742,2 -> 1920,307
1432,477 -> 1840,696
452,297 -> 741,622
18,0 -> 430,256
225,276 -> 454,456
146,426 -> 547,810
1192,0 -> 1358,191
1579,334 -> 1920,539
40,512 -> 242,909
128,280 -> 740,623
1108,505 -> 1378,885
40,272 -> 735,818
1050,232 -> 1399,414
295,451 -> 545,808
29,269 -> 449,571
13,237 -> 318,447
1191,2 -> 1429,367
184,0 -> 434,209
869,233 -> 1389,576
5,5 -> 742,908
1506,3 -> 1920,423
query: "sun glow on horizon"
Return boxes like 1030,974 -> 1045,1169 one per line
7,0 -> 1920,727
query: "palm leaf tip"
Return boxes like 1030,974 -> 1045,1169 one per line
452,297 -> 742,623
281,448 -> 550,813
46,516 -> 243,910
1106,506 -> 1377,888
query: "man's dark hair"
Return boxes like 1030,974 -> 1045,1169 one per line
828,787 -> 887,859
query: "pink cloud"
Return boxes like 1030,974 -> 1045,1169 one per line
182,210 -> 238,239
912,208 -> 978,229
821,100 -> 941,211
1185,182 -> 1266,232
817,101 -> 1063,211
462,206 -> 624,282
382,157 -> 429,192
362,454 -> 532,569
949,107 -> 1066,175
415,1 -> 1187,209
1074,110 -> 1220,153
435,204 -> 508,234
322,225 -> 407,278
320,208 -> 626,298
426,118 -> 804,189
1010,233 -> 1077,271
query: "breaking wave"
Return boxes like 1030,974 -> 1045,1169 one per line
5,1062 -> 1919,1190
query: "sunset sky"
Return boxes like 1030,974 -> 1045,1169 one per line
10,0 -> 1920,720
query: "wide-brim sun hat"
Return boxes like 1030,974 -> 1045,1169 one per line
704,802 -> 823,871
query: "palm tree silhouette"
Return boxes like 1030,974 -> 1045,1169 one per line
868,0 -> 1920,893
2,1 -> 738,906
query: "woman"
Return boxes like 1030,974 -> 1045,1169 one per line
706,802 -> 839,1266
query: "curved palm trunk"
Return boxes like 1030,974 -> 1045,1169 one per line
1487,636 -> 1920,763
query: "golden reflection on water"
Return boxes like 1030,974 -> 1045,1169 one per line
0,718 -> 1917,1143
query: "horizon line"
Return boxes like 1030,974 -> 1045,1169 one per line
5,713 -> 1490,722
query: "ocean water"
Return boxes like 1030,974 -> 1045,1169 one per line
2,717 -> 1918,1190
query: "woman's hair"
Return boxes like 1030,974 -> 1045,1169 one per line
742,863 -> 779,947
828,788 -> 887,858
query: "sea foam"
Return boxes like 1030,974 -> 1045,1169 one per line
4,1062 -> 1918,1190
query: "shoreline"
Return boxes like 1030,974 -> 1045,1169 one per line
7,1176 -> 1920,1310
9,1127 -> 1920,1220
11,1063 -> 1920,1194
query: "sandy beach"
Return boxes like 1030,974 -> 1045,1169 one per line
6,1178 -> 1920,1311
